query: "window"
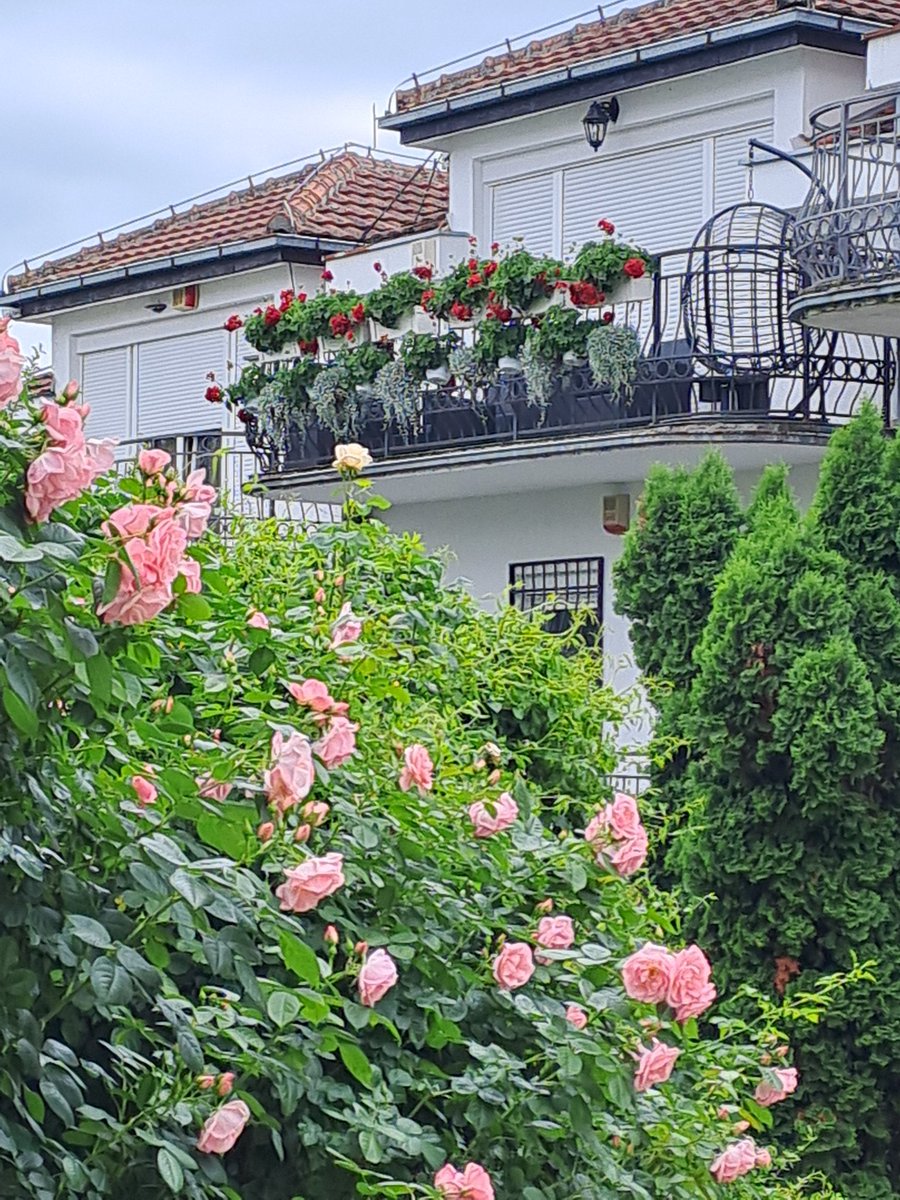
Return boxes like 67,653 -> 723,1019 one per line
148,429 -> 222,489
509,557 -> 603,644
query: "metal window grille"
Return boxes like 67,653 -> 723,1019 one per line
508,557 -> 603,644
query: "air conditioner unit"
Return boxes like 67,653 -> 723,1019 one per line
172,285 -> 199,311
602,493 -> 631,535
411,238 -> 437,268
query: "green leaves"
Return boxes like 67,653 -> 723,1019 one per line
90,957 -> 133,1006
156,1146 -> 184,1193
0,533 -> 44,562
2,685 -> 37,736
267,990 -> 301,1029
65,915 -> 112,949
338,1042 -> 373,1088
278,929 -> 320,985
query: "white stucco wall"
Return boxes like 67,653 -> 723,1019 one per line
867,29 -> 900,88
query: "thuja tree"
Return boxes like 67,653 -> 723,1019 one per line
641,407 -> 900,1196
0,326 -> 841,1199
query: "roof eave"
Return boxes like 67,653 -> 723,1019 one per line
381,11 -> 879,143
0,234 -> 358,318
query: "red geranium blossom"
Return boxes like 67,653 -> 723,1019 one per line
421,289 -> 435,307
298,338 -> 319,354
321,269 -> 334,282
466,273 -> 483,288
483,260 -> 498,278
263,306 -> 281,327
491,241 -> 500,254
329,313 -> 352,338
297,292 -> 308,304
597,218 -> 616,235
623,257 -> 646,279
602,310 -> 614,325
373,262 -> 382,273
467,258 -> 479,272
569,281 -> 605,308
350,302 -> 366,324
205,385 -> 223,403
223,315 -> 242,331
413,264 -> 433,281
450,300 -> 474,322
486,301 -> 512,322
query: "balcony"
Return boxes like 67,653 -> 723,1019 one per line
792,85 -> 900,336
242,249 -> 895,492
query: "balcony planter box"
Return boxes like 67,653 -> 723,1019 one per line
498,356 -> 523,373
525,290 -> 567,316
447,307 -> 485,331
425,365 -> 452,385
606,275 -> 653,305
369,307 -> 436,342
321,323 -> 371,355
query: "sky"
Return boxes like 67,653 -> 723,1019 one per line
4,0 -> 594,364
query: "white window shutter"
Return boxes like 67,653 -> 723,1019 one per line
713,124 -> 773,210
563,142 -> 705,254
136,329 -> 227,438
79,347 -> 130,441
491,174 -> 555,255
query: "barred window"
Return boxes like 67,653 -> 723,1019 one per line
508,557 -> 603,644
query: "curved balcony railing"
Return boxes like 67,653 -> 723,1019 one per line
241,252 -> 895,478
793,85 -> 900,290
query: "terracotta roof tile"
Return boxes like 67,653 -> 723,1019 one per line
394,0 -> 900,113
8,151 -> 448,291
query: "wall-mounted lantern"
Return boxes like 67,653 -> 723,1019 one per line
583,97 -> 620,152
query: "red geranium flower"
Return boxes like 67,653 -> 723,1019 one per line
486,301 -> 512,322
297,292 -> 308,303
491,242 -> 500,254
237,408 -> 249,423
421,288 -> 435,307
413,264 -> 433,281
350,302 -> 366,324
623,257 -> 646,279
280,288 -> 294,306
483,260 -> 498,278
373,262 -> 382,273
602,310 -> 614,324
253,307 -> 263,316
205,385 -> 223,403
321,269 -> 334,282
467,258 -> 479,272
329,313 -> 352,337
450,300 -> 474,322
263,305 -> 281,326
597,218 -> 616,235
223,315 -> 243,331
466,273 -> 483,288
298,338 -> 319,354
569,281 -> 604,308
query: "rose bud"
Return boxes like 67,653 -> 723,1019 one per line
324,924 -> 339,946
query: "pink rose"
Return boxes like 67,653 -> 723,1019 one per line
216,1071 -> 236,1097
492,941 -> 535,990
98,516 -> 189,626
324,924 -> 339,945
179,557 -> 202,594
666,945 -> 717,1022
398,743 -> 434,795
137,448 -> 171,475
257,821 -> 275,842
754,1066 -> 798,1107
175,499 -> 212,542
197,775 -> 232,802
606,792 -> 642,839
634,1039 -> 681,1092
247,610 -> 269,629
621,942 -> 674,1004
0,318 -> 24,406
182,467 -> 217,505
288,678 -> 335,712
312,715 -> 358,768
264,730 -> 315,813
25,439 -> 114,524
104,503 -> 168,540
330,602 -> 362,649
535,915 -> 575,963
468,792 -> 518,838
275,852 -> 345,913
196,1099 -> 250,1155
565,1003 -> 588,1029
130,775 -> 157,807
197,1074 -> 215,1090
302,800 -> 330,826
358,948 -> 398,1006
610,827 -> 648,877
434,1163 -> 494,1200
710,1138 -> 758,1183
755,1147 -> 773,1169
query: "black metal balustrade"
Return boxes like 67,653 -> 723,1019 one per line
113,430 -> 341,537
242,247 -> 895,478
793,85 -> 900,292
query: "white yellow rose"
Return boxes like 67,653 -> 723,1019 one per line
332,443 -> 373,473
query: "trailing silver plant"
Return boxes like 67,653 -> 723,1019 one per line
586,324 -> 641,403
521,335 -> 556,418
373,358 -> 422,440
448,344 -> 480,390
310,364 -> 359,440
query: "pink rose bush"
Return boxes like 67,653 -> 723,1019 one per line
398,743 -> 434,795
264,731 -> 315,814
330,601 -> 362,649
434,1162 -> 494,1200
584,790 -> 648,877
468,791 -> 518,838
634,1039 -> 681,1092
492,941 -> 535,990
312,715 -> 358,768
565,1003 -> 588,1029
754,1066 -> 798,1107
621,941 -> 717,1022
275,853 -> 345,913
25,399 -> 116,524
357,948 -> 398,1006
0,317 -> 24,406
535,914 -> 575,963
196,1099 -> 251,1155
710,1138 -> 769,1183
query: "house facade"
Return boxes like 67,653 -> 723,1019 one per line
3,0 -> 900,742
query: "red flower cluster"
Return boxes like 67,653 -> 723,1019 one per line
624,257 -> 646,279
296,292 -> 307,304
467,258 -> 479,272
602,310 -> 614,325
466,273 -> 482,288
205,384 -> 223,403
412,264 -> 433,281
597,218 -> 616,235
491,241 -> 500,254
223,314 -> 242,332
486,301 -> 512,322
279,288 -> 294,311
298,338 -> 319,355
329,313 -> 353,338
373,261 -> 382,273
483,260 -> 498,278
421,288 -> 435,308
350,302 -> 366,324
450,300 -> 474,322
568,281 -> 605,308
321,269 -> 334,282
263,305 -> 281,327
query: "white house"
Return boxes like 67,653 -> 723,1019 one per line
3,0 -> 900,746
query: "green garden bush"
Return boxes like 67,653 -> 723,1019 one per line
0,326 -> 839,1198
615,406 -> 900,1197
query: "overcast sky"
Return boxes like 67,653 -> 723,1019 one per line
5,0 -> 594,363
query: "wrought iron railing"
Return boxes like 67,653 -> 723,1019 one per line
793,85 -> 900,289
114,431 -> 341,535
242,250 -> 895,477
